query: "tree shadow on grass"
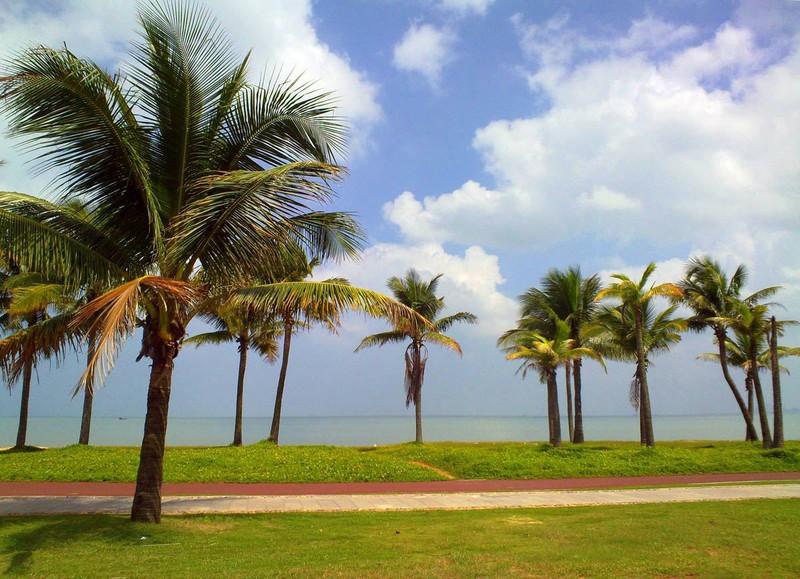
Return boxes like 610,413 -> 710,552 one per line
1,516 -> 155,575
0,446 -> 46,455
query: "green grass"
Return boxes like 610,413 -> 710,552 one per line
1,500 -> 798,577
1,440 -> 798,483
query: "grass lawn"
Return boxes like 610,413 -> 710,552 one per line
0,499 -> 798,577
1,440 -> 798,483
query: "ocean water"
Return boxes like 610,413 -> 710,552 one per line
1,413 -> 798,447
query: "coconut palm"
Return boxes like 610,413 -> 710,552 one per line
185,301 -> 281,446
767,316 -> 799,448
710,300 -> 795,448
500,318 -> 604,446
263,253 -> 345,445
356,270 -> 477,443
698,329 -> 799,441
590,299 -> 686,443
0,273 -> 78,448
678,257 -> 769,441
594,264 -> 683,447
0,2 -> 422,523
519,267 -> 601,443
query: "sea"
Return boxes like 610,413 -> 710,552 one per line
1,413 -> 798,447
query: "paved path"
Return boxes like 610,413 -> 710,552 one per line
1,484 -> 798,516
2,472 -> 799,497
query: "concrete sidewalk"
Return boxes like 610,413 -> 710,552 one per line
2,483 -> 798,516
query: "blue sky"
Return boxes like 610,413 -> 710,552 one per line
1,0 -> 799,424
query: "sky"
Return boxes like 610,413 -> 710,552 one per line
1,0 -> 799,422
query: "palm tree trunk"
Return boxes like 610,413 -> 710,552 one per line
749,340 -> 772,449
414,342 -> 423,443
634,309 -> 655,447
268,320 -> 293,445
572,358 -> 584,443
715,328 -> 758,442
233,332 -> 248,447
564,361 -> 574,443
130,341 -> 177,523
745,375 -> 756,442
414,387 -> 423,444
770,317 -> 784,449
14,357 -> 33,449
546,369 -> 561,446
78,334 -> 96,445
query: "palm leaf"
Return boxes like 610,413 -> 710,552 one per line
230,281 -> 432,330
70,276 -> 200,391
355,330 -> 408,352
434,312 -> 478,333
0,46 -> 160,249
183,330 -> 234,347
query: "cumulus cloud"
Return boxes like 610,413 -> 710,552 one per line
381,15 -> 800,294
392,22 -> 457,88
0,0 -> 381,193
317,243 -> 517,335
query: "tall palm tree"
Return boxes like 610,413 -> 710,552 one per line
698,329 -> 799,443
500,318 -> 604,446
595,264 -> 684,447
679,257 -> 767,441
520,267 -> 601,443
0,2 -> 422,523
356,270 -> 477,443
0,273 -> 77,448
590,299 -> 686,444
711,301 -> 795,448
264,254 -> 345,445
767,317 -> 799,448
185,302 -> 281,446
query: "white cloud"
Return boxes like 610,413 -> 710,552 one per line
392,22 -> 457,88
436,0 -> 495,16
577,186 -> 641,211
381,18 -> 800,283
0,0 -> 381,193
616,16 -> 698,53
317,243 -> 517,335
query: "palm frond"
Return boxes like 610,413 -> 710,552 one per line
434,311 -> 478,333
0,46 -> 160,250
424,331 -> 463,355
0,311 -> 78,384
166,162 -> 359,279
70,276 -> 199,391
230,281 -> 431,330
218,72 -> 347,170
183,330 -> 234,347
0,192 -> 133,287
355,330 -> 408,352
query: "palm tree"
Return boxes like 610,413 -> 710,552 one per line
679,257 -> 765,441
0,2 -> 422,523
590,299 -> 686,444
698,329 -> 799,444
0,273 -> 77,448
767,317 -> 800,448
356,270 -> 477,443
520,267 -> 601,443
500,318 -> 604,446
595,264 -> 684,447
185,301 -> 281,446
710,301 -> 795,448
264,254 -> 344,445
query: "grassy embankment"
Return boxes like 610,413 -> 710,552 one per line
1,440 -> 798,483
1,500 -> 799,576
